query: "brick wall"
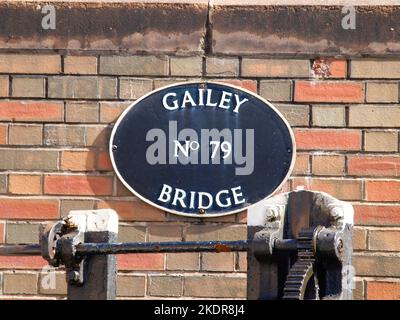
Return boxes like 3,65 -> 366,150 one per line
0,1 -> 399,300
0,53 -> 398,299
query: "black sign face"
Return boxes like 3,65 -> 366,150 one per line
110,82 -> 295,217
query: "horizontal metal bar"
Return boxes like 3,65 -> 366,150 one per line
76,240 -> 250,255
0,239 -> 302,257
0,240 -> 249,257
0,244 -> 41,256
274,239 -> 298,251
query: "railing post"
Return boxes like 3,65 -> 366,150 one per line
66,209 -> 118,300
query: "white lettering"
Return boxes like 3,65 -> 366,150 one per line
172,188 -> 187,208
158,184 -> 173,203
198,192 -> 213,209
162,92 -> 179,110
206,89 -> 218,107
174,140 -> 190,158
233,94 -> 249,113
232,186 -> 245,204
216,189 -> 231,208
198,88 -> 205,106
157,185 -> 246,211
218,91 -> 232,109
181,90 -> 196,108
161,89 -> 248,113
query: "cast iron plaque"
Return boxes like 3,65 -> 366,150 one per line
110,82 -> 295,217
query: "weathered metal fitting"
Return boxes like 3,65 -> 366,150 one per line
39,220 -> 66,267
315,227 -> 344,260
56,236 -> 79,268
252,230 -> 275,260
326,202 -> 353,228
264,205 -> 285,223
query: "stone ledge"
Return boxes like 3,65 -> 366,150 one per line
212,5 -> 400,57
0,1 -> 208,54
0,1 -> 400,56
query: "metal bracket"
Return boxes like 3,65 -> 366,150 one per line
40,215 -> 86,286
40,209 -> 118,300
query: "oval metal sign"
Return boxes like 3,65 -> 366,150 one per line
110,82 -> 295,217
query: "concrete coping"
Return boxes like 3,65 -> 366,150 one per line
0,1 -> 399,56
0,0 -> 398,4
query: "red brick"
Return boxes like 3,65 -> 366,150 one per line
98,199 -> 167,222
201,252 -> 234,271
8,124 -> 42,145
0,198 -> 59,220
295,129 -> 361,151
148,225 -> 181,242
354,255 -> 400,277
65,102 -> 98,123
237,252 -> 247,272
166,253 -> 199,271
64,56 -> 97,75
218,79 -> 257,93
48,76 -> 117,99
0,256 -> 47,269
0,101 -> 63,122
353,228 -> 367,250
44,175 -> 113,196
86,125 -> 111,148
241,59 -> 309,78
186,225 -> 246,241
369,230 -> 400,251
0,124 -> 6,144
294,81 -> 364,103
366,180 -> 400,202
0,76 -> 9,97
170,57 -> 202,76
116,180 -> 132,196
97,150 -> 113,171
354,280 -> 365,300
0,221 -> 4,243
0,149 -> 58,170
329,59 -> 347,78
99,102 -> 130,123
118,253 -> 164,271
349,105 -> 400,128
184,275 -> 246,298
348,155 -> 400,177
278,180 -> 291,194
312,58 -> 347,78
148,275 -> 183,297
201,214 -> 236,223
293,178 -> 362,200
367,282 -> 400,300
8,174 -> 42,195
0,54 -> 61,74
312,154 -> 345,176
237,211 -> 247,223
44,125 -> 86,147
61,150 -> 96,171
354,204 -> 400,226
293,153 -> 310,175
